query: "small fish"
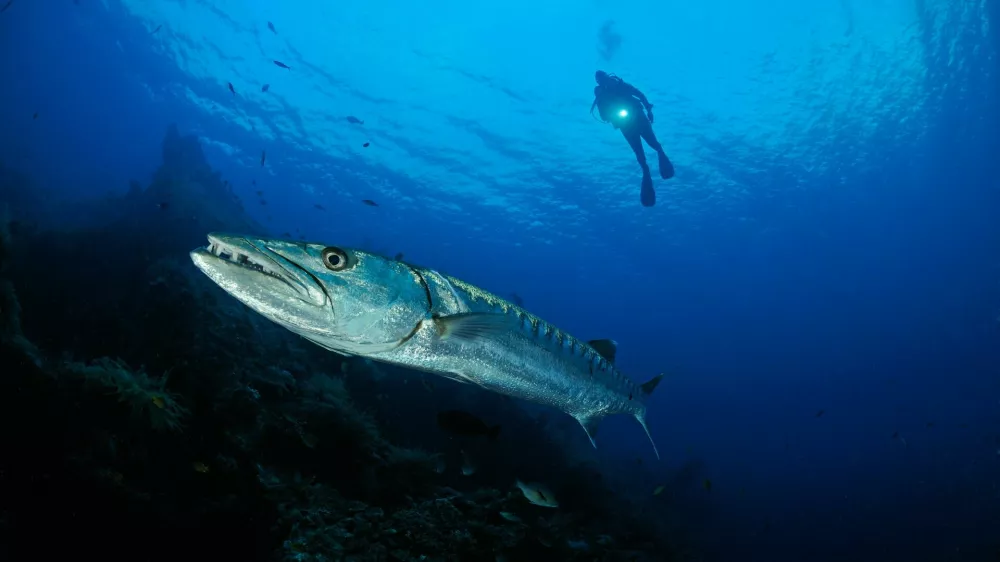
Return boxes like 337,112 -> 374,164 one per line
282,232 -> 291,237
267,21 -> 276,34
192,461 -> 210,473
1,0 -> 12,13
516,479 -> 558,508
314,204 -> 326,211
362,142 -> 370,148
156,202 -> 170,210
261,84 -> 270,93
361,199 -> 378,207
891,431 -> 898,439
151,395 -> 166,408
926,421 -> 935,428
703,478 -> 712,492
150,24 -> 162,34
437,410 -> 501,440
227,82 -> 236,96
255,190 -> 263,196
346,116 -> 364,125
510,292 -> 524,306
498,511 -> 521,523
259,200 -> 267,206
273,60 -> 291,70
260,150 -> 266,167
815,409 -> 825,418
460,449 -> 476,476
394,252 -> 404,261
32,112 -> 38,119
653,485 -> 665,496
252,179 -> 256,185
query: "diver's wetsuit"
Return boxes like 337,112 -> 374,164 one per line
592,73 -> 674,207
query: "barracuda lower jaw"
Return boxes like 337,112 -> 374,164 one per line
206,240 -> 284,281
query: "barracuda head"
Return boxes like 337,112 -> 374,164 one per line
190,233 -> 428,355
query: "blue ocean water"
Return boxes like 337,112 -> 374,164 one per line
0,1 -> 997,561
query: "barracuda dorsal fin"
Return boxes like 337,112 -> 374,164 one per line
573,413 -> 604,449
436,312 -> 514,342
587,339 -> 618,364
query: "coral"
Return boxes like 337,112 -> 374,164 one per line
268,479 -> 525,562
298,373 -> 383,452
67,357 -> 189,432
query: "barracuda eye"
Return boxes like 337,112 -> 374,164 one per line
322,247 -> 351,271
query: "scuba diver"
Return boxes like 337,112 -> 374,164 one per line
591,70 -> 674,207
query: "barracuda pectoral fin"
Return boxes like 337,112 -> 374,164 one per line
435,312 -> 515,342
573,413 -> 604,449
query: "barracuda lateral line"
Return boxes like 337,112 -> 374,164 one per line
190,233 -> 665,458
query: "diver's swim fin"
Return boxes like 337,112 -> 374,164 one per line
658,152 -> 675,179
640,174 -> 655,207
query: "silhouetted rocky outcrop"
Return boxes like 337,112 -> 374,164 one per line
115,124 -> 264,253
2,125 -> 266,359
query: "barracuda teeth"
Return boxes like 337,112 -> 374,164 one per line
207,240 -> 283,281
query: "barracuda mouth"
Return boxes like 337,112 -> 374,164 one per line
192,233 -> 311,298
204,238 -> 285,281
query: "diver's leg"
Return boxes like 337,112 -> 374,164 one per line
624,131 -> 655,207
640,123 -> 674,179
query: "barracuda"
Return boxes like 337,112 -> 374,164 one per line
190,233 -> 665,458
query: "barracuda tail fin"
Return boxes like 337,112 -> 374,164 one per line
635,410 -> 660,460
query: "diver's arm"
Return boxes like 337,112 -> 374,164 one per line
623,83 -> 652,109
